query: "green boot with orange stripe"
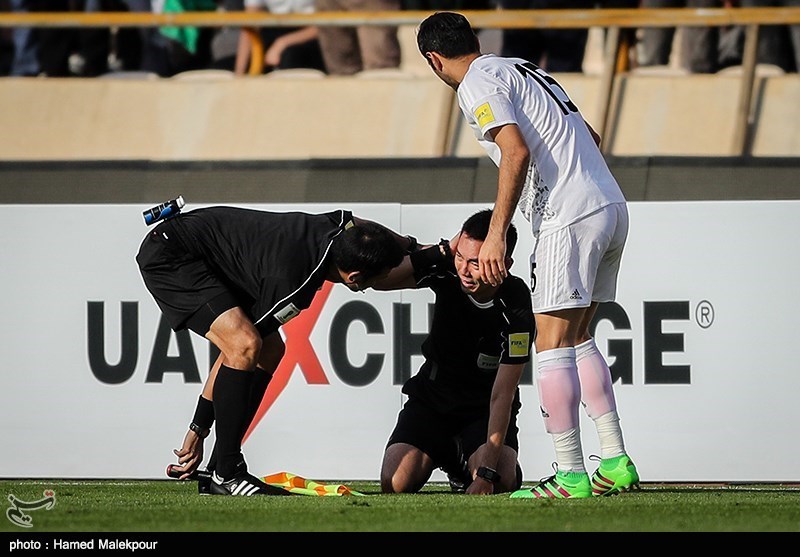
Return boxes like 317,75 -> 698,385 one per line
510,469 -> 592,499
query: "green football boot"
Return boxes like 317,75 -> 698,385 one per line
590,454 -> 640,496
510,469 -> 592,499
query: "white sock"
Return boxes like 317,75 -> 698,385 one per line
595,411 -> 626,460
553,428 -> 586,473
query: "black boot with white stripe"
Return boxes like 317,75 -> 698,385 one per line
209,462 -> 290,496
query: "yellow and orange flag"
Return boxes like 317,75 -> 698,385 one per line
262,472 -> 365,497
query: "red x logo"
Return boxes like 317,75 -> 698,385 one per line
243,282 -> 334,441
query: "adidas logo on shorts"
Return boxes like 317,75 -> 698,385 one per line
569,289 -> 582,300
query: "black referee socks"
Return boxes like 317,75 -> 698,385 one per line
212,365 -> 256,479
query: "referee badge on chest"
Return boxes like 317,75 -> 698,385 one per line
275,303 -> 301,324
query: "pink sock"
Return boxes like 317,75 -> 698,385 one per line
535,347 -> 580,434
575,338 -> 616,418
577,338 -> 627,459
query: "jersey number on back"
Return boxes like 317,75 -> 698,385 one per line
514,62 -> 578,116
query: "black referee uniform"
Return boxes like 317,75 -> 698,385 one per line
136,207 -> 359,492
137,207 -> 354,337
387,260 -> 534,476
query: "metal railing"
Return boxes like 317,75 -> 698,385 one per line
2,8 -> 799,155
2,7 -> 799,28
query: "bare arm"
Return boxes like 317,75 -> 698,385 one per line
264,27 -> 319,68
466,362 -> 524,495
171,354 -> 222,478
234,7 -> 262,76
371,254 -> 418,290
481,124 -> 530,287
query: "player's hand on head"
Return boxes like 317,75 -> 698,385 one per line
478,236 -> 507,286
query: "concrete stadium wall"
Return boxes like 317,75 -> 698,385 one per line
2,71 -> 800,161
0,73 -> 454,160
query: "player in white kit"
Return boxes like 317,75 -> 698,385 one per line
417,11 -> 639,498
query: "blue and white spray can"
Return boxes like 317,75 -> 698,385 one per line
143,196 -> 185,225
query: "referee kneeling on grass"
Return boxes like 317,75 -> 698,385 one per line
373,209 -> 533,495
136,205 -> 408,496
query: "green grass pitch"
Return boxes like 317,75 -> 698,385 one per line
2,479 -> 799,538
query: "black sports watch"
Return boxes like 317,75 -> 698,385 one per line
476,466 -> 501,484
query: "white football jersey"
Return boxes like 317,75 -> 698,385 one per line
457,54 -> 626,236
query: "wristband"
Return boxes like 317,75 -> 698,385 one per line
191,395 -> 214,430
409,239 -> 451,275
189,422 -> 210,439
476,466 -> 501,484
438,238 -> 452,258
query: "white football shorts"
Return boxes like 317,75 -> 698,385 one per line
529,202 -> 628,313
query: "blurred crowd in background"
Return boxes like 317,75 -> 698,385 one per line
0,1 -> 798,78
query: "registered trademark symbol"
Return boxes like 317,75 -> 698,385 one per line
695,300 -> 714,329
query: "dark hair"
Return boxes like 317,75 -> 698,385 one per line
461,208 -> 518,257
417,11 -> 480,59
330,222 -> 405,280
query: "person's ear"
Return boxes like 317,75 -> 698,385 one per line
345,270 -> 361,285
427,51 -> 444,71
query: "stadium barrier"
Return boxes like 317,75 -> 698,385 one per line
2,201 -> 799,482
2,68 -> 798,159
0,74 -> 454,159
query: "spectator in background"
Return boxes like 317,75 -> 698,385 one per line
74,0 -> 120,76
7,0 -> 166,77
76,0 -> 155,76
495,0 -> 595,73
739,0 -> 799,72
314,0 -> 401,75
122,0 -> 178,76
8,0 -> 41,76
14,0 -> 80,77
20,0 -> 115,77
638,0 -> 729,73
596,1 -> 641,71
234,0 -> 325,75
400,0 -> 490,9
157,0 -> 217,75
0,24 -> 10,76
208,0 -> 243,71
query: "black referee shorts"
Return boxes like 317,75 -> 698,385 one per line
136,220 -> 238,336
386,397 -> 520,470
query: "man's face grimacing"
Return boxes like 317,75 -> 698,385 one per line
453,233 -> 492,298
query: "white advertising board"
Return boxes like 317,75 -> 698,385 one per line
1,201 -> 798,482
